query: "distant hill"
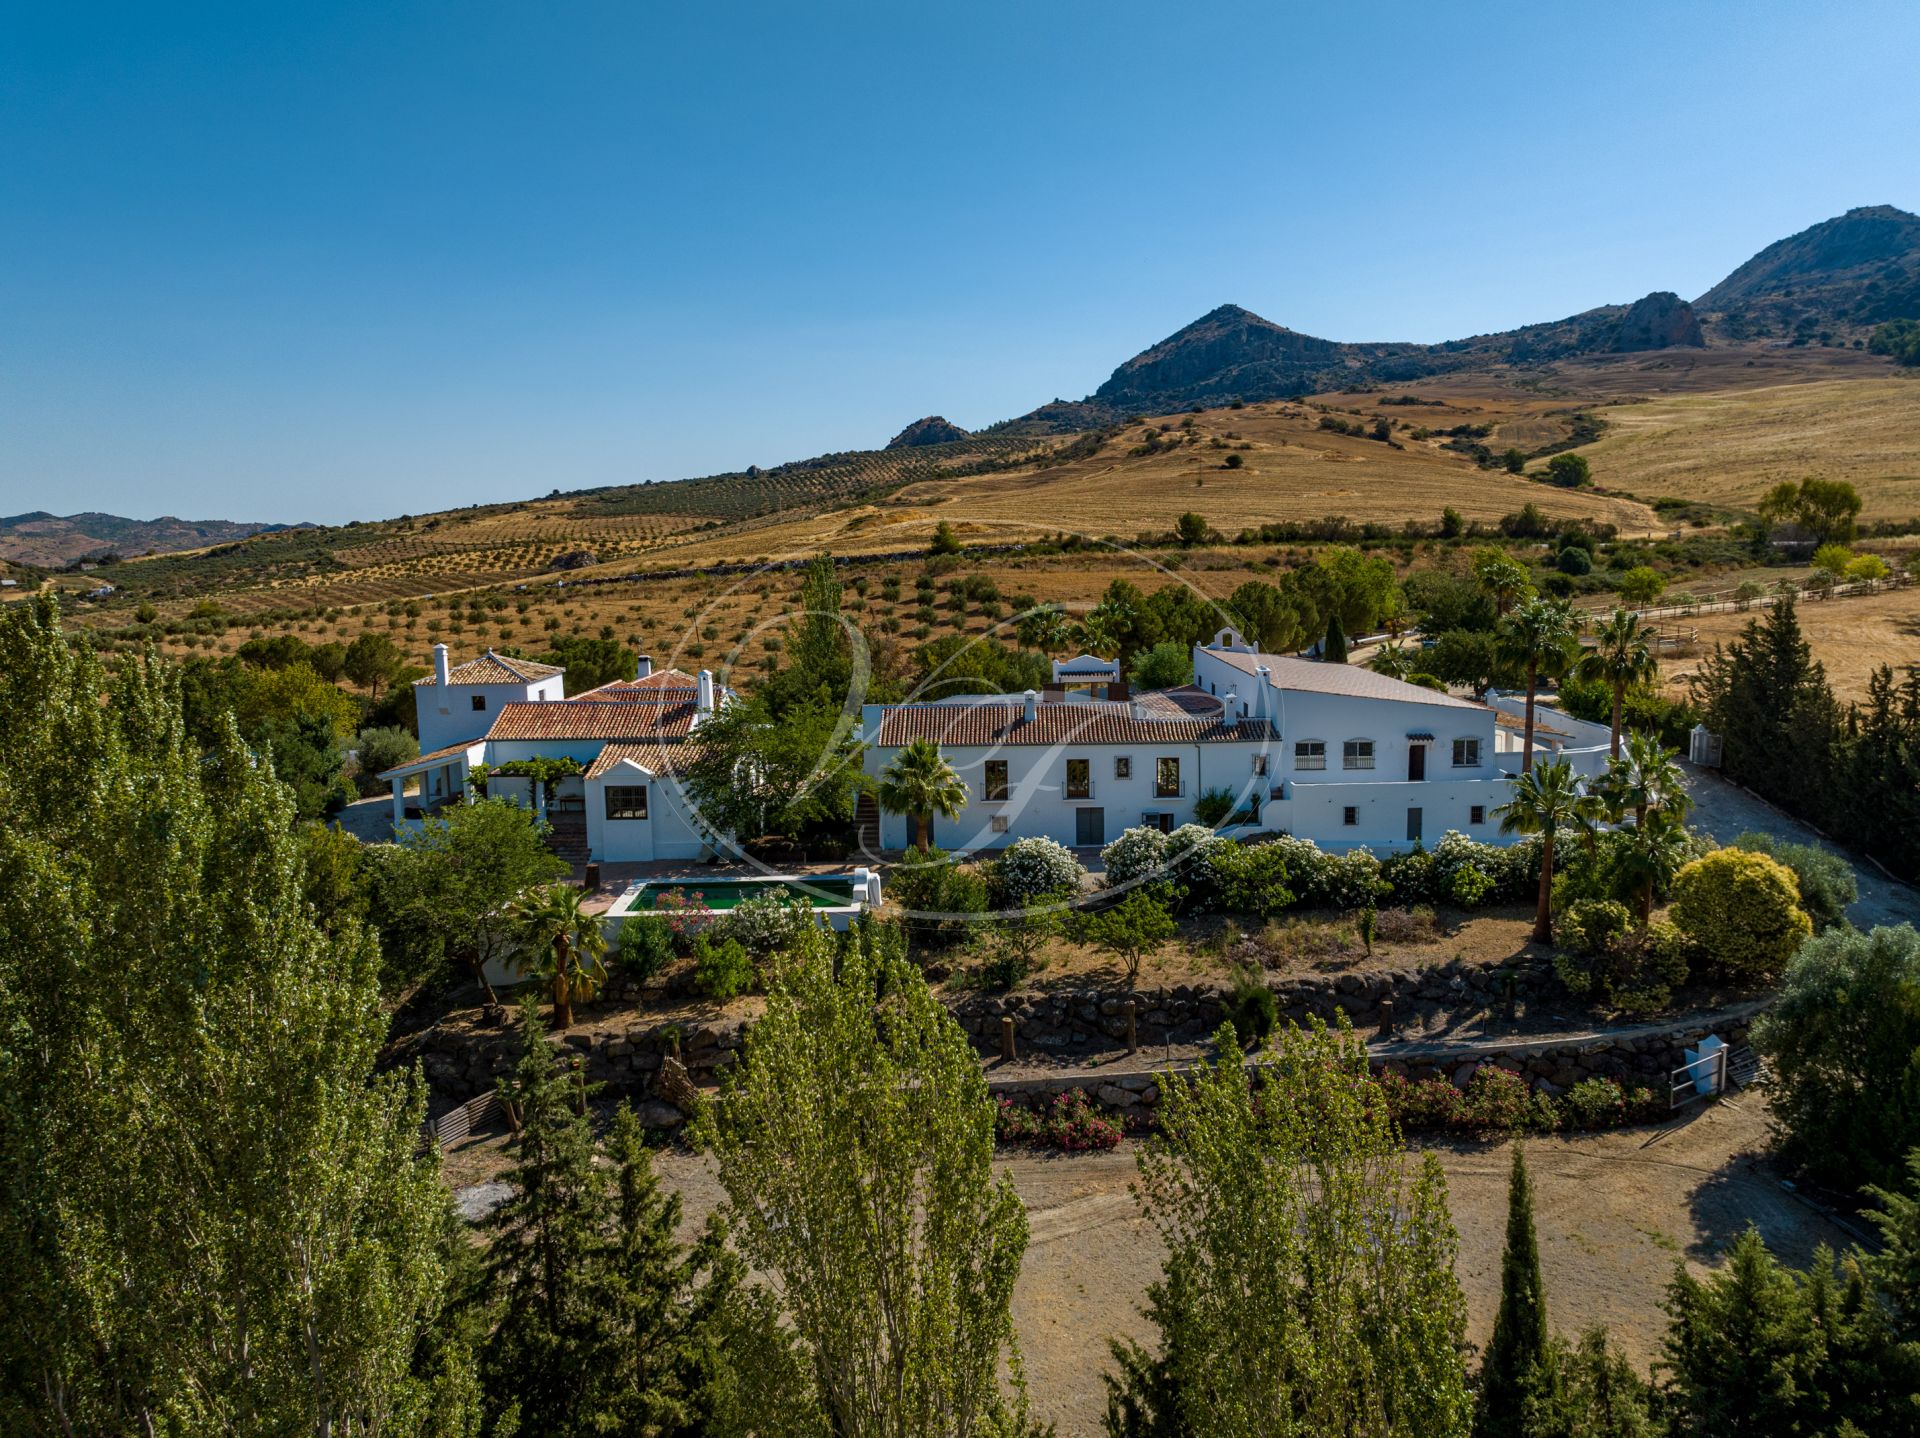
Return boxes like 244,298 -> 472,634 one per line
0,511 -> 305,567
994,292 -> 1707,430
886,415 -> 972,448
992,205 -> 1916,430
1695,204 -> 1920,341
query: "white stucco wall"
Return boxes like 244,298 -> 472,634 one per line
418,674 -> 566,753
585,763 -> 710,862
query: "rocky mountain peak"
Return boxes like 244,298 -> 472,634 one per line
885,416 -> 972,449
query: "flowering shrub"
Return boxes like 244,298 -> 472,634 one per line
1165,824 -> 1236,910
711,891 -> 814,957
1378,1066 -> 1664,1135
1257,835 -> 1387,910
995,1090 -> 1124,1151
1381,830 -> 1538,907
996,837 -> 1085,906
1102,826 -> 1171,888
1457,1065 -> 1556,1133
650,888 -> 716,956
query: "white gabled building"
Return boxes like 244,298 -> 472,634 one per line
377,648 -> 728,862
859,628 -> 1608,855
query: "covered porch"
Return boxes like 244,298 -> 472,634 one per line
377,740 -> 483,832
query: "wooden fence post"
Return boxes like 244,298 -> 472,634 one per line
1000,1016 -> 1016,1063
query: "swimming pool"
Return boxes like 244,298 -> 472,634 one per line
602,870 -> 881,930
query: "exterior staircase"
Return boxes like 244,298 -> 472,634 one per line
545,812 -> 589,864
854,792 -> 881,854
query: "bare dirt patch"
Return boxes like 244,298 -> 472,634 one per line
1660,583 -> 1920,701
440,1093 -> 1850,1438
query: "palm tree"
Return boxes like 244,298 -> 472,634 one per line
1575,608 -> 1658,759
1497,597 -> 1577,773
1597,731 -> 1691,830
1367,641 -> 1415,679
1497,759 -> 1598,944
1473,548 -> 1535,618
513,883 -> 609,1029
877,737 -> 968,852
1612,807 -> 1693,924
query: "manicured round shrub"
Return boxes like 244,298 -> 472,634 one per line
1559,899 -> 1633,958
1101,825 -> 1171,889
996,836 -> 1085,906
1670,849 -> 1812,981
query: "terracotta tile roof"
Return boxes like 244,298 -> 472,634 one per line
374,737 -> 484,781
571,669 -> 701,699
1204,649 -> 1482,710
414,650 -> 564,687
484,700 -> 698,742
585,741 -> 699,779
870,700 -> 1279,748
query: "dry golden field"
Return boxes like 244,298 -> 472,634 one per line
1656,583 -> 1920,702
1572,376 -> 1920,519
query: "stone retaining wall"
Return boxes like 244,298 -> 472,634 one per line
950,958 -> 1556,1057
989,1013 -> 1761,1122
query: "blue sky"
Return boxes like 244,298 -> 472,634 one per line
3,1 -> 1916,525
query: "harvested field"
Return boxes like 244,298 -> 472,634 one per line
1573,376 -> 1920,521
1659,583 -> 1920,701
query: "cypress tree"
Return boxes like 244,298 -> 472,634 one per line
1323,611 -> 1348,663
1477,1145 -> 1553,1438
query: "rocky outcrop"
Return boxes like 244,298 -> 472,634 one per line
1695,204 -> 1920,338
886,416 -> 972,449
550,548 -> 599,570
1605,291 -> 1705,351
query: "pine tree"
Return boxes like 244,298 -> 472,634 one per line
477,1001 -> 749,1436
1477,1146 -> 1554,1438
1324,611 -> 1348,663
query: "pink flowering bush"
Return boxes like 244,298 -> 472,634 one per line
995,1090 -> 1124,1151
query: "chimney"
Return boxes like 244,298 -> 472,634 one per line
634,655 -> 652,680
1224,692 -> 1239,729
1254,665 -> 1272,719
1022,689 -> 1038,724
697,669 -> 716,715
433,643 -> 450,688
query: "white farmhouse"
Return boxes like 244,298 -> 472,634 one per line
377,647 -> 727,862
859,627 -> 1607,854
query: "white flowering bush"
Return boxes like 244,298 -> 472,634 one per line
996,836 -> 1086,905
1260,835 -> 1387,909
1165,824 -> 1236,908
1101,826 -> 1172,889
710,892 -> 814,957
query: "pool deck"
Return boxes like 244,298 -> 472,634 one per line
574,858 -> 861,915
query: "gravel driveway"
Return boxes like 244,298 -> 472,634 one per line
1682,761 -> 1920,931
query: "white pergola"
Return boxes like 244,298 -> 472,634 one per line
378,741 -> 481,832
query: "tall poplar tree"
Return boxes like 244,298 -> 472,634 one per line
1105,1018 -> 1471,1437
697,918 -> 1040,1438
1477,1146 -> 1554,1438
0,598 -> 476,1432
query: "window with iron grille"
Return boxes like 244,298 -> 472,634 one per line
1343,806 -> 1358,826
1294,740 -> 1326,770
604,785 -> 649,821
1114,756 -> 1131,779
1343,740 -> 1375,770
